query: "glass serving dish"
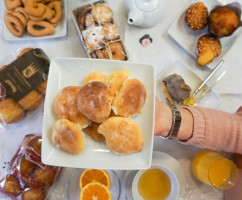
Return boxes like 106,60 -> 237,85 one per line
67,169 -> 121,200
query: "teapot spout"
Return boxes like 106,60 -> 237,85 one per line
127,10 -> 144,26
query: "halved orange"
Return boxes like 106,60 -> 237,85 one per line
80,182 -> 111,200
79,169 -> 111,189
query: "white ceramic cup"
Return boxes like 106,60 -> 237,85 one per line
132,165 -> 179,200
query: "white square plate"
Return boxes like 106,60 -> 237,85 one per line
168,0 -> 242,68
156,60 -> 220,108
3,0 -> 67,41
42,58 -> 155,170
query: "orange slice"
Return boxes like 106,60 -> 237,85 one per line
79,169 -> 111,189
80,182 -> 111,200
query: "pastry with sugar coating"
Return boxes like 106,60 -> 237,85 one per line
54,86 -> 89,128
108,69 -> 130,96
77,81 -> 113,123
98,116 -> 143,154
83,72 -> 108,85
112,79 -> 146,117
52,119 -> 86,155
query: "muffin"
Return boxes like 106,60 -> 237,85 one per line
209,6 -> 240,36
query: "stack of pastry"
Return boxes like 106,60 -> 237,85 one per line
4,0 -> 63,37
73,2 -> 127,60
184,2 -> 240,66
52,69 -> 146,155
0,48 -> 47,124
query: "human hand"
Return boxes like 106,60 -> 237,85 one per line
154,97 -> 172,137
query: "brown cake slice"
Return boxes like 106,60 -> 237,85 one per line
163,73 -> 191,104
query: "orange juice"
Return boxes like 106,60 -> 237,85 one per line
192,151 -> 239,190
138,168 -> 171,200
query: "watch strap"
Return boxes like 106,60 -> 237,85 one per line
161,104 -> 181,140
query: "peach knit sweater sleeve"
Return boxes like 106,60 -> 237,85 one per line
180,106 -> 242,154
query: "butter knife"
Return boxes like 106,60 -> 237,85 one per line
190,59 -> 224,99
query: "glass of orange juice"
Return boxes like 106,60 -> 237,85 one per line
192,150 -> 239,190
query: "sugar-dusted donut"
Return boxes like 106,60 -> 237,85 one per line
4,13 -> 25,37
77,81 -> 113,123
5,0 -> 22,10
112,79 -> 147,117
54,86 -> 89,127
52,119 -> 86,155
27,20 -> 55,37
83,72 -> 108,85
98,117 -> 143,154
108,42 -> 126,61
91,4 -> 112,24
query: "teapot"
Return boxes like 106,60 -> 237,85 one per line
124,0 -> 162,27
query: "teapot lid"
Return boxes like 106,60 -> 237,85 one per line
135,0 -> 161,12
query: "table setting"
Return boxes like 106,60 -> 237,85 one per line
0,0 -> 242,199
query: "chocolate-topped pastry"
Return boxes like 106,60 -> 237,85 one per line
163,73 -> 191,104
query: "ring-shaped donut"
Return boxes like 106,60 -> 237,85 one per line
47,1 -> 62,24
5,0 -> 22,10
108,42 -> 126,61
11,11 -> 28,27
15,7 -> 29,21
4,13 -> 25,37
27,20 -> 55,37
24,2 -> 46,17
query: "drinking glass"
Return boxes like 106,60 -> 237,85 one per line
192,150 -> 239,190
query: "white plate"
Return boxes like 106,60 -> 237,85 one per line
156,60 -> 221,108
124,151 -> 186,200
3,0 -> 67,41
168,0 -> 242,68
42,58 -> 155,170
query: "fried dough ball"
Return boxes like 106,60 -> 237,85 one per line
112,79 -> 147,117
209,6 -> 240,36
77,81 -> 113,123
185,2 -> 208,30
54,86 -> 89,127
196,34 -> 221,66
22,188 -> 46,200
83,72 -> 108,85
83,122 -> 105,143
33,166 -> 57,186
0,98 -> 24,124
18,90 -> 43,110
108,69 -> 130,96
98,117 -> 143,154
3,174 -> 22,196
52,119 -> 86,154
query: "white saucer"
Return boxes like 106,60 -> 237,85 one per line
124,151 -> 186,200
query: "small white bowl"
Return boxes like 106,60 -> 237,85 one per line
131,151 -> 185,200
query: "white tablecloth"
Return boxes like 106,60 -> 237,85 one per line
1,0 -> 242,199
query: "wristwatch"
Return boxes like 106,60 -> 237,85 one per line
160,103 -> 181,140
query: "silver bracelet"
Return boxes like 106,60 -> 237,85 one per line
160,103 -> 181,140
